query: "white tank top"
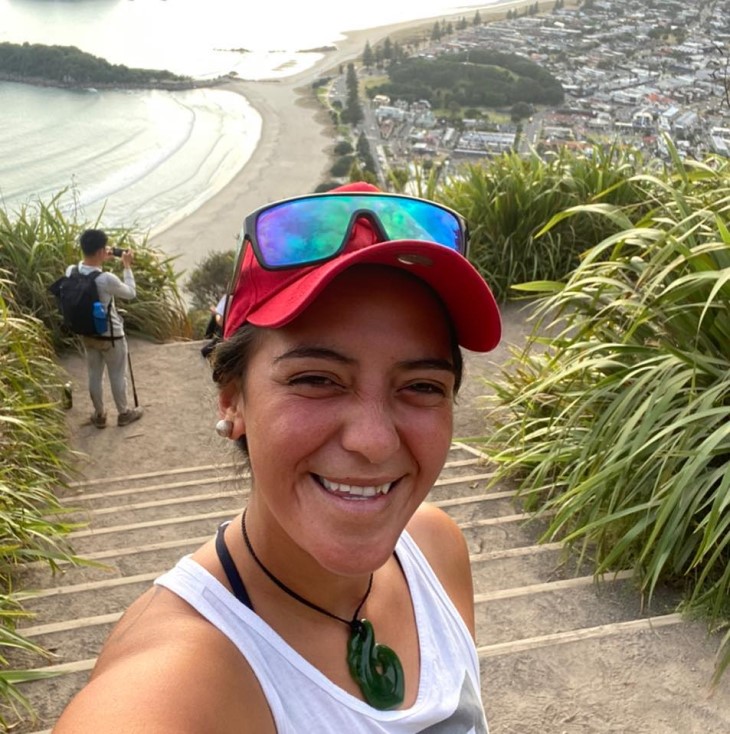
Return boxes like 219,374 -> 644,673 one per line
155,530 -> 489,733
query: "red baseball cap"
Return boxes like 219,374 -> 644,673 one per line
224,182 -> 501,352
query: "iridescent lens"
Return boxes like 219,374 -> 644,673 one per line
369,197 -> 462,252
254,194 -> 464,268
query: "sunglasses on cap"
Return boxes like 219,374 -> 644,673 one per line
238,191 -> 469,270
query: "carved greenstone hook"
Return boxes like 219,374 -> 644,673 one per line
347,619 -> 405,710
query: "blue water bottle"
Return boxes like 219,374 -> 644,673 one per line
93,301 -> 107,334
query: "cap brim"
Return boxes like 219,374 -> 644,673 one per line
246,241 -> 501,352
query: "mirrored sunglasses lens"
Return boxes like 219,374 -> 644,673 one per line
255,195 -> 463,268
256,199 -> 346,267
369,197 -> 462,251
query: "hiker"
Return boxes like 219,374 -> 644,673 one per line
54,183 -> 501,732
68,229 -> 143,429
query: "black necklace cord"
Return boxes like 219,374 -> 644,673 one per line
240,510 -> 373,629
240,509 -> 405,710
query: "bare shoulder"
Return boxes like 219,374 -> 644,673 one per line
54,587 -> 274,734
405,503 -> 476,637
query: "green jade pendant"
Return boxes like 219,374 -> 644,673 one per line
347,618 -> 405,710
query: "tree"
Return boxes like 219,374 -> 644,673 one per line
473,10 -> 482,25
362,41 -> 374,69
334,140 -> 354,156
510,101 -> 533,121
356,132 -> 377,174
185,250 -> 235,312
330,155 -> 355,177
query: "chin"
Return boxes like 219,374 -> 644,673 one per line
314,533 -> 402,578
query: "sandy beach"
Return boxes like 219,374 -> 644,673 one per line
150,0 -> 538,278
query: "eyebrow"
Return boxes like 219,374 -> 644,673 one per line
274,347 -> 454,374
274,346 -> 355,365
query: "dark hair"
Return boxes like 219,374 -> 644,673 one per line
79,229 -> 108,256
211,324 -> 263,455
211,315 -> 464,456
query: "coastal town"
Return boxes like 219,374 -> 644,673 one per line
345,0 -> 730,181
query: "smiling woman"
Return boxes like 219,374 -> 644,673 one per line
54,182 -> 502,733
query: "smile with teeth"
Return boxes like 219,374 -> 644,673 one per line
317,475 -> 395,498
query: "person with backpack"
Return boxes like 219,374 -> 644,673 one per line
64,229 -> 143,428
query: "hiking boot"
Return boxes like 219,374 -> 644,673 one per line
117,407 -> 143,427
90,412 -> 107,429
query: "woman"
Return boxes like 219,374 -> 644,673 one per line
54,183 -> 501,733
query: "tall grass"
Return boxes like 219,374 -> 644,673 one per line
436,144 -> 652,301
0,192 -> 191,723
0,193 -> 191,349
0,273 -> 82,726
481,150 -> 730,681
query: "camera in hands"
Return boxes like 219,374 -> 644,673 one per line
112,247 -> 125,257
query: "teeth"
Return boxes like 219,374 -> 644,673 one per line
319,477 -> 392,497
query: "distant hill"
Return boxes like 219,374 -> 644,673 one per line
369,49 -> 564,108
0,42 -> 197,89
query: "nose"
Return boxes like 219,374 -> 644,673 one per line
340,398 -> 401,464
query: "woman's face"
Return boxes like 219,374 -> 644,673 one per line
223,266 -> 457,576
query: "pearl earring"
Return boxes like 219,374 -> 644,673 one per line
215,419 -> 233,438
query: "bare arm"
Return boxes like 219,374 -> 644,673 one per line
53,588 -> 275,734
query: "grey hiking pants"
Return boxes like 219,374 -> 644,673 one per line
82,336 -> 129,416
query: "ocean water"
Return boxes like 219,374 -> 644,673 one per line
0,0 -> 498,234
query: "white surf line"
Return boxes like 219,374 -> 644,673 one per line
477,613 -> 685,658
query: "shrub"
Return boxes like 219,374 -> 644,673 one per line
436,145 -> 650,301
334,140 -> 354,156
185,249 -> 235,312
0,274 -> 81,725
330,155 -> 355,177
483,149 -> 730,681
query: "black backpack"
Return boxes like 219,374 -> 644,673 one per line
49,267 -> 108,336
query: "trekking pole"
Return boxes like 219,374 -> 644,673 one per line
127,349 -> 139,408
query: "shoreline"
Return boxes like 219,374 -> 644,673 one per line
149,0 -> 539,277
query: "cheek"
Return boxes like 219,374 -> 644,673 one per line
246,399 -> 337,462
402,405 -> 454,469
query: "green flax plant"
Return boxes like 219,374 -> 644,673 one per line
0,275 -> 82,726
483,151 -> 730,681
0,193 -> 191,350
436,145 -> 651,301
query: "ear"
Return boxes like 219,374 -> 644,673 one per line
218,385 -> 246,440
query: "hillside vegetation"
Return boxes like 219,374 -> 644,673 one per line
369,49 -> 564,107
0,42 -> 190,87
